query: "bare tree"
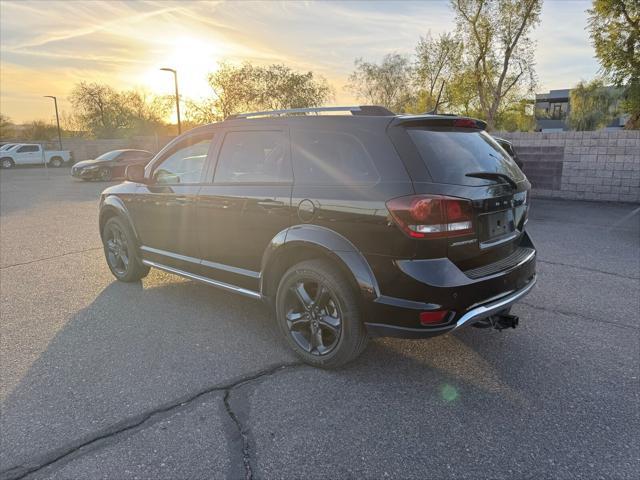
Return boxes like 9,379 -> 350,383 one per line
451,0 -> 542,129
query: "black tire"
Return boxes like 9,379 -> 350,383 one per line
1,158 -> 14,169
275,259 -> 368,368
102,216 -> 150,282
99,168 -> 112,181
49,157 -> 63,168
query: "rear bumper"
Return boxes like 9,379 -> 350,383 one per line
364,232 -> 537,338
365,275 -> 536,338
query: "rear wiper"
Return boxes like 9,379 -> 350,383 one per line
465,171 -> 517,189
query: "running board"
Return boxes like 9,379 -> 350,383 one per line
142,260 -> 262,300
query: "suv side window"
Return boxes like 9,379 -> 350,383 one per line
17,145 -> 39,153
153,137 -> 212,184
291,130 -> 379,185
214,131 -> 291,183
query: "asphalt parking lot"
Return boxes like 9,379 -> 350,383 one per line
1,168 -> 638,480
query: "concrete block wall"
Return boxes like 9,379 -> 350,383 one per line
496,131 -> 640,203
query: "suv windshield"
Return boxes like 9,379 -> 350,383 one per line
407,128 -> 525,187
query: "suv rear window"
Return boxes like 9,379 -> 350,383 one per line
406,128 -> 525,186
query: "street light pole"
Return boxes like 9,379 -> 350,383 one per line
160,68 -> 182,135
44,95 -> 62,150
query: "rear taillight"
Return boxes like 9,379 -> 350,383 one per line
386,195 -> 474,239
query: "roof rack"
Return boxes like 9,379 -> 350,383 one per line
228,105 -> 394,119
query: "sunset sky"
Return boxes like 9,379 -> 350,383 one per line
1,0 -> 600,124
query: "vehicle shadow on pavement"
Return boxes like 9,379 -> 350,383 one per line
2,277 -> 637,479
1,273 -> 518,475
0,277 -> 291,472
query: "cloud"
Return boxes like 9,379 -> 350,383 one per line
1,0 -> 599,122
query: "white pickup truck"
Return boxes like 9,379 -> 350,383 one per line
0,144 -> 71,168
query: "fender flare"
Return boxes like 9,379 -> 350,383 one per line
99,195 -> 139,242
259,224 -> 380,301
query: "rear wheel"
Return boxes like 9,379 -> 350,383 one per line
275,259 -> 368,368
1,158 -> 14,169
49,157 -> 63,168
102,217 -> 149,282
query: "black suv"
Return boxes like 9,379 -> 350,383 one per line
99,106 -> 536,368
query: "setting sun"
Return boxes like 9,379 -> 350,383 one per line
141,36 -> 221,102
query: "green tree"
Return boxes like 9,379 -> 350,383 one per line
495,99 -> 536,131
451,0 -> 542,130
69,82 -> 171,138
588,0 -> 640,128
414,32 -> 463,111
347,54 -> 415,113
0,114 -> 15,140
21,120 -> 60,141
187,62 -> 333,123
447,68 -> 482,116
567,79 -> 620,131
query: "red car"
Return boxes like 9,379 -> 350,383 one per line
71,149 -> 153,181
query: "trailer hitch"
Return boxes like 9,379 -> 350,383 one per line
473,313 -> 519,331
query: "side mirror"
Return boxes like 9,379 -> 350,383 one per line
125,164 -> 146,183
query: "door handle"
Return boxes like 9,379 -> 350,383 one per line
257,199 -> 285,209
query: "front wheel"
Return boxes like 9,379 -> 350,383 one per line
102,217 -> 150,282
275,259 -> 368,368
1,158 -> 14,169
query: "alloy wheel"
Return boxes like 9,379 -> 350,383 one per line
1,159 -> 12,169
105,223 -> 129,276
284,279 -> 342,356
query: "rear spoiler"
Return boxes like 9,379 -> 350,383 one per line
393,116 -> 487,131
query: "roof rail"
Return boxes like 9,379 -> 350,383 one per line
228,105 -> 394,119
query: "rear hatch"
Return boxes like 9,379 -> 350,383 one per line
387,116 -> 531,274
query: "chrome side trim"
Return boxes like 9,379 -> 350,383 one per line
142,260 -> 262,300
453,275 -> 537,330
141,245 -> 200,264
141,245 -> 260,279
201,259 -> 261,279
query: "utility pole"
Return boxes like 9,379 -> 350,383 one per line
160,68 -> 182,135
44,95 -> 62,149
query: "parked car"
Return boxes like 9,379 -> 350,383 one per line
493,137 -> 524,169
98,106 -> 536,368
0,144 -> 71,168
72,149 -> 153,181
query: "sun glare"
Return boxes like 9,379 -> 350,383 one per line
142,36 -> 220,106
